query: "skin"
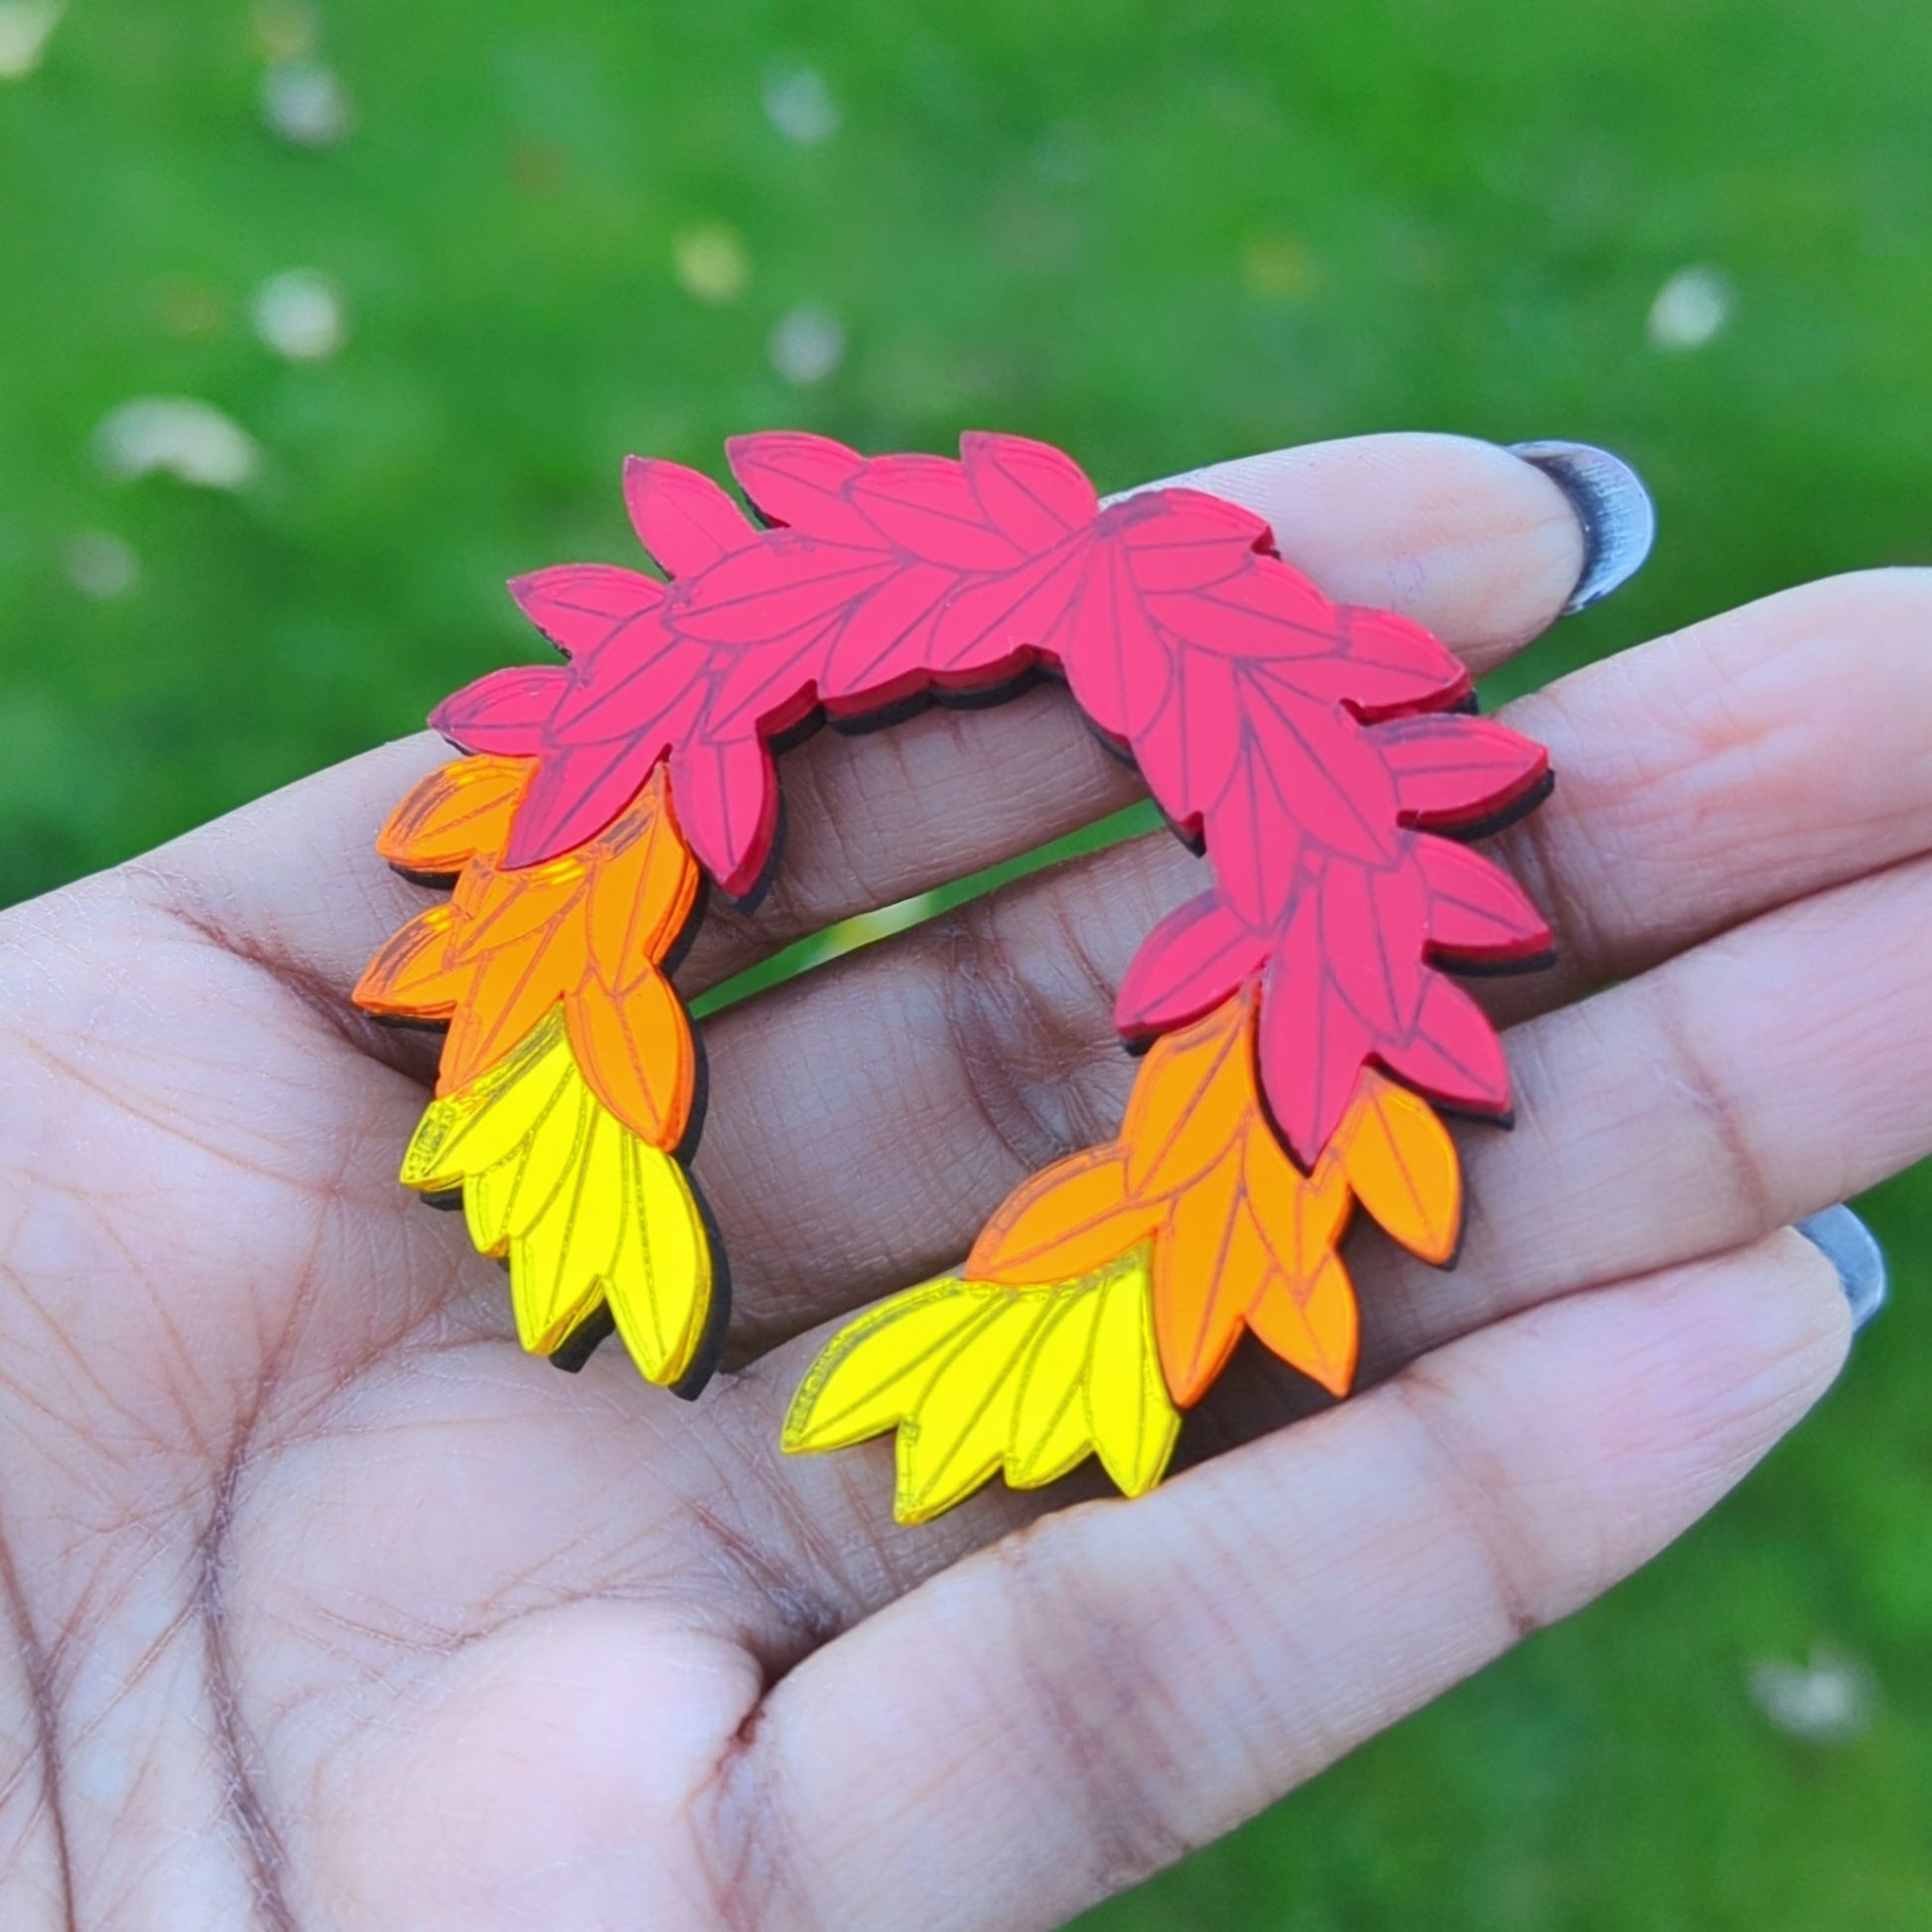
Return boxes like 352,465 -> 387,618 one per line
0,429 -> 1921,1929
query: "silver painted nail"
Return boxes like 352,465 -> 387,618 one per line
1509,439 -> 1657,616
1796,1204 -> 1888,1332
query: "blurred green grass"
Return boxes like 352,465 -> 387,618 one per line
2,1 -> 1929,1924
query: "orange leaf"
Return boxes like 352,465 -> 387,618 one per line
376,756 -> 532,875
1244,1123 -> 1353,1283
1120,989 -> 1255,1199
1247,1250 -> 1358,1397
355,763 -> 702,1149
1153,1145 -> 1268,1405
967,1146 -> 1162,1286
353,904 -> 461,1016
587,786 -> 704,992
568,971 -> 695,1150
1124,985 -> 1364,1404
1332,1070 -> 1462,1264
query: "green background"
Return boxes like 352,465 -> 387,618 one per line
2,2 -> 1928,1924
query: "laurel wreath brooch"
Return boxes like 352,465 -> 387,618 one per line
355,433 -> 1554,1524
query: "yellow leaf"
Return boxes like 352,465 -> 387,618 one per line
510,1102 -> 615,1353
1084,1257 -> 1181,1496
897,1296 -> 1049,1522
1007,1288 -> 1109,1487
400,1011 -> 573,1190
782,1282 -> 997,1454
605,1137 -> 713,1385
783,1252 -> 1180,1523
397,1012 -> 717,1386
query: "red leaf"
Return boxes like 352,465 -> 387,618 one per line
1378,973 -> 1512,1119
1161,647 -> 1244,822
819,559 -> 961,699
1058,538 -> 1173,745
670,535 -> 896,650
669,734 -> 780,897
423,428 -> 1553,1183
1236,667 -> 1403,867
1291,605 -> 1471,717
1257,896 -> 1375,1165
1115,490 -> 1270,596
432,666 -> 567,756
623,456 -> 758,578
852,455 -> 1028,569
961,432 -> 1098,549
1115,893 -> 1271,1036
924,541 -> 1091,677
547,637 -> 709,744
1318,854 -> 1430,1038
508,565 -> 663,661
1378,714 -> 1552,829
1194,743 -> 1303,926
500,742 -> 655,866
1417,837 -> 1554,964
726,432 -> 873,541
1148,552 -> 1347,660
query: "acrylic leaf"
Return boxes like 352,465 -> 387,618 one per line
1247,1252 -> 1358,1399
432,665 -> 569,758
1130,992 -> 1359,1404
966,1147 -> 1163,1288
1114,891 -> 1271,1039
1378,713 -> 1552,830
951,990 -> 1380,1414
401,1012 -> 712,1384
507,564 -> 665,661
1331,1069 -> 1463,1264
782,1255 -> 1177,1523
425,435 -> 1548,1196
623,455 -> 758,577
1417,836 -> 1555,965
355,761 -> 701,1148
1377,972 -> 1513,1122
376,755 -> 532,876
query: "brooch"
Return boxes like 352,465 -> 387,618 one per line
355,434 -> 1552,1522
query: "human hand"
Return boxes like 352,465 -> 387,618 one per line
0,432 -> 1903,1928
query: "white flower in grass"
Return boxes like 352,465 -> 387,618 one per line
768,305 -> 845,386
94,399 -> 260,491
1647,264 -> 1733,350
0,0 -> 64,80
252,269 -> 348,361
65,532 -> 140,601
672,225 -> 751,305
762,66 -> 840,145
262,58 -> 353,147
1748,1643 -> 1877,1745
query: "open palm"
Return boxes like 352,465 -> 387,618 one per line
0,433 -> 1909,1929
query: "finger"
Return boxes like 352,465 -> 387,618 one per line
1483,566 -> 1932,1024
691,568 -> 1932,1350
121,434 -> 1586,1007
695,1233 -> 1848,1932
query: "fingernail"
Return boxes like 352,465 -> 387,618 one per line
1509,440 -> 1657,616
1796,1205 -> 1888,1333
